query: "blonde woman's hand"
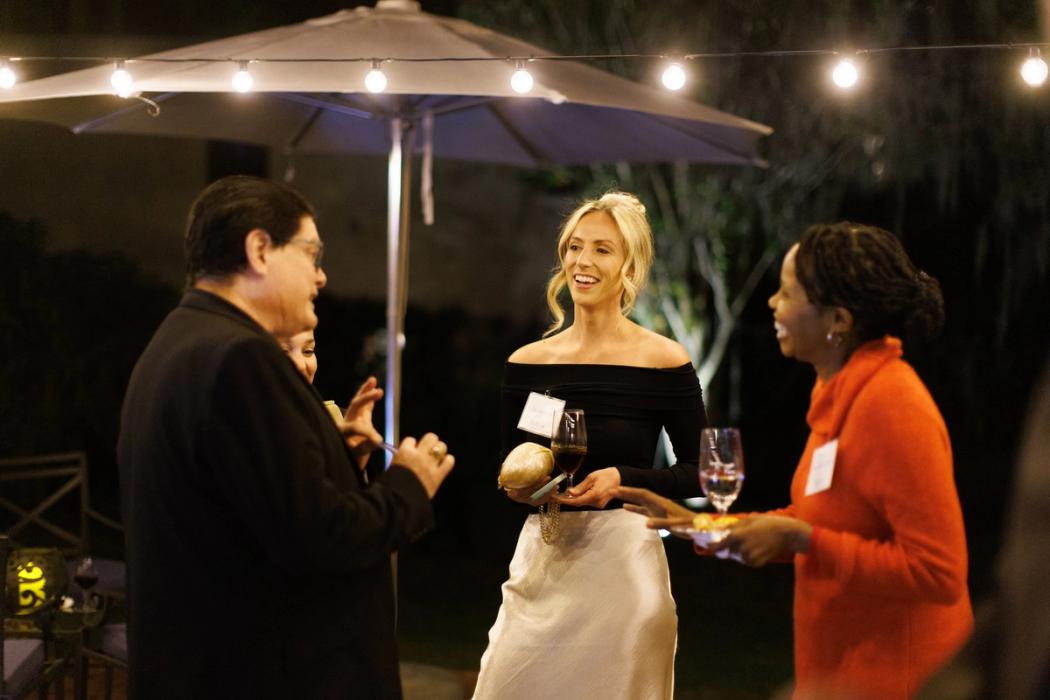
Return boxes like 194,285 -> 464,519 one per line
552,467 -> 621,508
503,477 -> 558,505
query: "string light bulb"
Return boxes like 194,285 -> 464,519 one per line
661,61 -> 687,91
1020,49 -> 1048,87
232,61 -> 253,93
510,60 -> 534,94
831,57 -> 860,89
364,60 -> 387,93
110,61 -> 134,98
0,60 -> 15,89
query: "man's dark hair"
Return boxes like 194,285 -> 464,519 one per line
794,221 -> 945,347
184,175 -> 315,285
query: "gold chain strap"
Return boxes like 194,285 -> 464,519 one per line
538,500 -> 561,544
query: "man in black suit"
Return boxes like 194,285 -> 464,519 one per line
117,176 -> 454,698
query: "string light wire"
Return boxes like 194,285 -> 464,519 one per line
3,41 -> 1047,93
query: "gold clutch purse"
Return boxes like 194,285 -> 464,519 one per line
498,442 -> 554,490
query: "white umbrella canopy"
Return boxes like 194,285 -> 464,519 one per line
0,0 -> 771,446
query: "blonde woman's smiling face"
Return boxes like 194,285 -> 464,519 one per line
562,212 -> 626,309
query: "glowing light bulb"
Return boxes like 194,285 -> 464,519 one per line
0,61 -> 15,89
365,61 -> 387,93
661,62 -> 687,91
1021,54 -> 1048,87
510,62 -> 533,94
110,62 -> 134,98
232,62 -> 253,93
831,58 -> 859,89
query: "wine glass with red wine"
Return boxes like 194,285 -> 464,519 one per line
73,557 -> 99,612
552,409 -> 587,490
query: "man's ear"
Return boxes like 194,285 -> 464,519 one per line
243,229 -> 271,274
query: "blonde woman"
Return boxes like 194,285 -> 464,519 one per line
472,192 -> 707,700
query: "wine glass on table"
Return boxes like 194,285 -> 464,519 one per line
552,409 -> 587,492
698,427 -> 744,543
73,556 -> 99,612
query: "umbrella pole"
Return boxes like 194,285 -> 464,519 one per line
384,117 -> 415,463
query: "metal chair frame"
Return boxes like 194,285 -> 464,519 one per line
0,453 -> 127,700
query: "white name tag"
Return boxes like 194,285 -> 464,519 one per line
517,391 -> 565,438
805,438 -> 838,496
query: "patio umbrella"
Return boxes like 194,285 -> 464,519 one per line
0,0 -> 771,447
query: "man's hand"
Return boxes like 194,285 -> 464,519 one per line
391,433 -> 455,499
553,467 -> 621,508
711,514 -> 811,567
613,486 -> 697,532
337,377 -> 384,469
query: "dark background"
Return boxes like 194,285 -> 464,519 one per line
2,1 -> 1048,697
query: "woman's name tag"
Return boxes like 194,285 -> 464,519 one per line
517,392 -> 565,438
805,438 -> 837,496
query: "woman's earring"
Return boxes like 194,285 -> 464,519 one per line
826,331 -> 843,347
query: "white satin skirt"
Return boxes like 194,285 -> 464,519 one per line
472,509 -> 677,700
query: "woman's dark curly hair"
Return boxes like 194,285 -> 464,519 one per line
794,222 -> 944,347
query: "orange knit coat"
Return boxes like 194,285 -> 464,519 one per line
779,337 -> 973,699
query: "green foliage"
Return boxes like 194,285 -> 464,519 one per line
461,0 -> 1050,426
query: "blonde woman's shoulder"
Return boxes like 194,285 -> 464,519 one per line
634,326 -> 692,368
508,334 -> 565,364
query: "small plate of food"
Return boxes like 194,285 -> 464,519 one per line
670,513 -> 742,548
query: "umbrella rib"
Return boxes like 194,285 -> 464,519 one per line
643,111 -> 768,166
287,106 -> 325,152
273,93 -> 376,120
69,92 -> 180,133
416,96 -> 500,119
484,101 -> 546,167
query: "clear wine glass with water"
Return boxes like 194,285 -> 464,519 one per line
699,427 -> 744,515
552,409 -> 587,490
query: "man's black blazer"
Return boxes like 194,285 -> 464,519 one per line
117,289 -> 432,698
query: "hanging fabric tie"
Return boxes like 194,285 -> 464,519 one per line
421,110 -> 434,225
283,148 -> 297,183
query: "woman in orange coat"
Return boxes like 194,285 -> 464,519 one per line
619,222 -> 973,699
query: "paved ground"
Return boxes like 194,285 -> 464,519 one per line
58,661 -> 477,699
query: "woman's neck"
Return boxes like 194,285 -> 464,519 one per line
567,301 -> 630,347
812,338 -> 858,381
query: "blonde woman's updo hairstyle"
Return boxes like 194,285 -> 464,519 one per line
544,191 -> 654,336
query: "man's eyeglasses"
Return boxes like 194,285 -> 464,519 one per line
288,239 -> 324,270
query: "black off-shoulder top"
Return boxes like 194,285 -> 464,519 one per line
501,361 -> 708,511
